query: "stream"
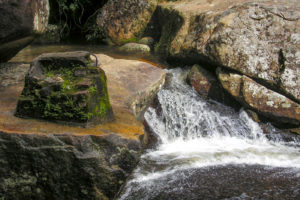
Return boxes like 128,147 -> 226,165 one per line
118,68 -> 300,200
11,46 -> 300,199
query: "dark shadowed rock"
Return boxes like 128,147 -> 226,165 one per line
0,0 -> 49,62
15,51 -> 114,126
0,132 -> 140,200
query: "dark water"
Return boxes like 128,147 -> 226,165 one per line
120,165 -> 300,200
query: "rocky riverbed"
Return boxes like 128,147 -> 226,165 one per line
0,53 -> 165,199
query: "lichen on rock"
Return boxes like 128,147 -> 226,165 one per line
15,51 -> 114,126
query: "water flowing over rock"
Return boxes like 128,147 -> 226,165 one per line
118,68 -> 300,200
0,0 -> 49,62
96,0 -> 157,44
218,70 -> 300,126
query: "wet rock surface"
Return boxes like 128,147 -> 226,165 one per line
0,132 -> 140,200
15,51 -> 114,126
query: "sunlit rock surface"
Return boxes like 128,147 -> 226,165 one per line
155,0 -> 300,100
218,69 -> 300,126
96,0 -> 157,44
94,54 -> 166,119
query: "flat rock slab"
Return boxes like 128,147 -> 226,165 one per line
0,56 -> 165,140
94,54 -> 166,118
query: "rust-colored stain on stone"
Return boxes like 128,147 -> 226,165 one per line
0,59 -> 163,140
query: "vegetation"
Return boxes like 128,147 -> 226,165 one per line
16,61 -> 112,125
49,0 -> 108,41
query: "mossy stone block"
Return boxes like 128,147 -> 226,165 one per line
15,51 -> 114,126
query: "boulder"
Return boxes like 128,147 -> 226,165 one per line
0,36 -> 35,63
96,0 -> 157,44
187,64 -> 240,107
119,43 -> 151,53
0,0 -> 49,62
15,51 -> 114,126
153,0 -> 300,102
187,64 -> 222,100
218,70 -> 300,126
0,132 -> 140,200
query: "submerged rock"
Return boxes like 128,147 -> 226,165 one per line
15,51 -> 114,126
218,70 -> 300,126
119,43 -> 151,53
96,0 -> 157,44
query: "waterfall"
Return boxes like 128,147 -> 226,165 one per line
119,68 -> 300,200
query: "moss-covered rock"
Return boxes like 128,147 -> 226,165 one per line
15,51 -> 114,126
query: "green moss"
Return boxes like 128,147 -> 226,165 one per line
118,37 -> 138,45
16,58 -> 112,125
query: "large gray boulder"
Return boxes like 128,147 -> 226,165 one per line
154,0 -> 300,102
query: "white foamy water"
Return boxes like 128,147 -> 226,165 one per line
118,68 -> 300,199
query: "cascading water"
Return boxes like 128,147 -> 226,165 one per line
119,68 -> 300,200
